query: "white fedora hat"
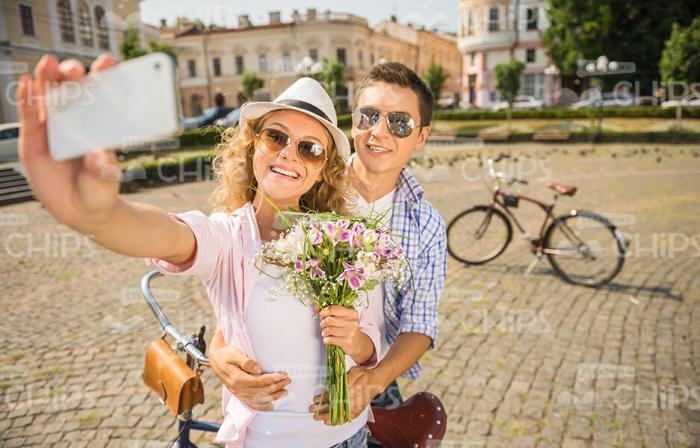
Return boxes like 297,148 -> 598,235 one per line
239,77 -> 350,160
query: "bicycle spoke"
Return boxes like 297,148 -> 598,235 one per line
544,213 -> 625,286
447,207 -> 511,265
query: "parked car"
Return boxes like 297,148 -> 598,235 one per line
214,108 -> 241,127
571,92 -> 634,109
492,95 -> 543,111
181,106 -> 235,130
0,122 -> 19,162
437,93 -> 459,109
661,92 -> 700,109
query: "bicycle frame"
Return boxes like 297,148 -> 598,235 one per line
487,185 -> 558,253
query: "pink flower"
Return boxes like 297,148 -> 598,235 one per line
308,222 -> 324,245
373,233 -> 395,257
324,220 -> 351,245
337,261 -> 365,290
294,258 -> 326,279
350,222 -> 367,248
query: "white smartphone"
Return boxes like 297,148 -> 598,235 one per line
46,52 -> 181,161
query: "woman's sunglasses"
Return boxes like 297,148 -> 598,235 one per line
255,128 -> 328,168
352,106 -> 418,138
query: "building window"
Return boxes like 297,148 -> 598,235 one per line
213,57 -> 221,76
259,54 -> 268,73
467,9 -> 473,35
282,52 -> 292,72
526,49 -> 536,63
309,48 -> 319,63
58,0 -> 75,43
358,50 -> 364,68
77,2 -> 93,47
190,93 -> 203,116
336,48 -> 346,66
94,6 -> 109,50
520,74 -> 544,98
188,59 -> 197,77
526,8 -> 538,31
235,56 -> 244,75
488,7 -> 500,32
470,52 -> 476,67
19,4 -> 35,36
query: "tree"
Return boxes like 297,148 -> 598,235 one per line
543,0 -> 612,77
241,71 -> 265,101
494,58 -> 525,130
423,58 -> 447,104
660,17 -> 700,129
120,27 -> 175,66
316,59 -> 345,111
544,0 -> 700,88
660,17 -> 700,87
175,17 -> 205,29
148,40 -> 176,65
120,26 -> 146,60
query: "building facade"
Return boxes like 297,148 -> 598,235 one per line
376,17 -> 462,103
457,0 -> 560,108
165,9 -> 462,117
0,0 -> 145,123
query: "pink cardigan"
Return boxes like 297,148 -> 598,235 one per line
147,203 -> 380,447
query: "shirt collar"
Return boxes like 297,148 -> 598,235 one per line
394,167 -> 424,204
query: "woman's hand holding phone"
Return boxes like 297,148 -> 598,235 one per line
17,53 -> 120,232
16,53 -> 195,264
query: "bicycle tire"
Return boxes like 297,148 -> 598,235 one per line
447,205 -> 513,265
543,210 -> 626,287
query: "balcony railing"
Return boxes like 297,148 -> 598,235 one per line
458,30 -> 517,51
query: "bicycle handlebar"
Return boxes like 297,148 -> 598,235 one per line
140,270 -> 210,367
486,156 -> 527,186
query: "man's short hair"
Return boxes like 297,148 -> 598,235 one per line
354,62 -> 434,126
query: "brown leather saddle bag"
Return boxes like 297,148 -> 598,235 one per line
143,337 -> 204,416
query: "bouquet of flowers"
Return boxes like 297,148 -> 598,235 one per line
257,212 -> 408,425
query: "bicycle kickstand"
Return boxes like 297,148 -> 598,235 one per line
524,254 -> 542,277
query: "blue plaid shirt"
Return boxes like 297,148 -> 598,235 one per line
382,168 -> 447,379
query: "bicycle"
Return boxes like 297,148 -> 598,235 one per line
446,156 -> 627,287
140,270 -> 447,447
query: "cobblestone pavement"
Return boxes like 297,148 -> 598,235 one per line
1,144 -> 699,447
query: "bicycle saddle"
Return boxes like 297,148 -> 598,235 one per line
546,181 -> 577,196
367,392 -> 447,448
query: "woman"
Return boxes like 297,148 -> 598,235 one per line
17,53 -> 378,448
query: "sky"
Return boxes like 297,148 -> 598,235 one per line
139,0 -> 459,34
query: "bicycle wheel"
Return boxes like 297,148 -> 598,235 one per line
543,210 -> 626,286
447,205 -> 512,265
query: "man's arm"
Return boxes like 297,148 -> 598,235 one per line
368,332 -> 432,391
208,326 -> 291,411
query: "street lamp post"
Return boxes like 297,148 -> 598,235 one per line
295,56 -> 322,78
577,55 -> 635,142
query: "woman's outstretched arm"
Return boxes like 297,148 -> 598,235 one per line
17,53 -> 195,265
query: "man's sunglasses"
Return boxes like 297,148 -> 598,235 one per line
255,128 -> 328,168
352,106 -> 418,138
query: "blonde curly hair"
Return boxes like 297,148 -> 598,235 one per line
209,111 -> 349,214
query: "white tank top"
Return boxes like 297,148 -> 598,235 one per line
245,263 -> 368,448
353,188 -> 395,360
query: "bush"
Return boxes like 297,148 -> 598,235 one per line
179,126 -> 224,147
433,107 -> 700,121
337,114 -> 352,128
449,130 -> 700,143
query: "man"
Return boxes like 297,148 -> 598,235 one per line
208,62 -> 447,443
